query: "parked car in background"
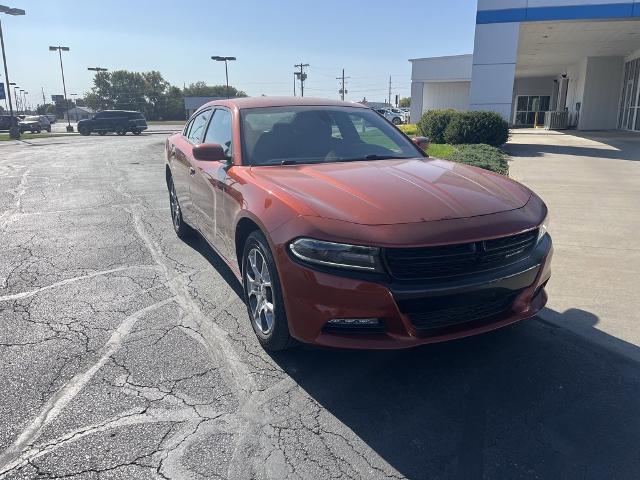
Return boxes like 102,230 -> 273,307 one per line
77,110 -> 148,136
375,108 -> 404,125
165,97 -> 552,351
0,115 -> 20,131
18,115 -> 51,133
45,114 -> 57,124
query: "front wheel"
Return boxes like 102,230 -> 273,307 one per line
242,231 -> 294,351
392,117 -> 402,125
168,177 -> 192,239
79,126 -> 90,136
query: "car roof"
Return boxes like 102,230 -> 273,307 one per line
200,96 -> 369,111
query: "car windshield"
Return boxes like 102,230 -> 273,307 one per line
240,106 -> 421,166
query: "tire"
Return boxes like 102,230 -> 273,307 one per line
47,126 -> 51,133
79,126 -> 90,136
98,131 -> 106,136
242,231 -> 294,351
392,117 -> 402,125
116,128 -> 126,136
168,176 -> 193,239
132,129 -> 141,135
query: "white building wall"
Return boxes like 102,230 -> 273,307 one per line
469,22 -> 520,119
410,55 -> 472,121
579,56 -> 625,129
423,82 -> 470,112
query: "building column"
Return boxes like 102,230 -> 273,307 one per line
410,82 -> 424,123
469,22 -> 520,121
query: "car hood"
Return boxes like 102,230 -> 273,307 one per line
250,158 -> 531,225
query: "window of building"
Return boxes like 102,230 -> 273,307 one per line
514,95 -> 550,127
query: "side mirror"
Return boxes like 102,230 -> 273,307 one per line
192,143 -> 227,162
411,136 -> 430,151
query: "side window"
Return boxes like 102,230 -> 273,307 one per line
203,109 -> 233,157
187,109 -> 211,144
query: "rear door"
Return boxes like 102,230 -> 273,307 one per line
190,108 -> 233,255
170,108 -> 212,227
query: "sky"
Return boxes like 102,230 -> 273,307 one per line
1,0 -> 477,108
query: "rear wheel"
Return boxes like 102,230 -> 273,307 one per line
242,231 -> 294,351
392,117 -> 402,125
168,177 -> 193,239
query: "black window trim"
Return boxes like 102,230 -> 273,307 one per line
185,107 -> 213,146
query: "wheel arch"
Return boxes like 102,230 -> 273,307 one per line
235,216 -> 265,272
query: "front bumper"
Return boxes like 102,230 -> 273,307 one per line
274,234 -> 553,349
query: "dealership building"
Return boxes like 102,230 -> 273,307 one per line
410,0 -> 640,130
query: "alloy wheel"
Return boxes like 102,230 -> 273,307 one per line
245,248 -> 275,336
169,182 -> 181,232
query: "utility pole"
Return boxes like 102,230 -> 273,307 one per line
41,86 -> 45,106
293,72 -> 296,96
336,68 -> 350,101
388,75 -> 392,106
294,62 -> 309,97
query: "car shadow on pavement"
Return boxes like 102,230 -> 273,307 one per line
181,233 -> 244,298
271,309 -> 640,479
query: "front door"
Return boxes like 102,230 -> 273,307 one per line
172,108 -> 211,226
190,108 -> 234,256
621,79 -> 636,130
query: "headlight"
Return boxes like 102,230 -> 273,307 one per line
289,238 -> 383,272
537,213 -> 549,243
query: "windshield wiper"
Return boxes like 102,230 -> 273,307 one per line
337,154 -> 410,162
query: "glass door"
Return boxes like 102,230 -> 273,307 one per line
514,95 -> 550,127
619,58 -> 640,131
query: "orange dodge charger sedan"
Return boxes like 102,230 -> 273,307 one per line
165,97 -> 551,351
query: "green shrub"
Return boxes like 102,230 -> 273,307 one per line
443,111 -> 508,146
417,109 -> 457,143
449,144 -> 508,175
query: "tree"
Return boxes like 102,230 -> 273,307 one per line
399,97 -> 411,108
183,81 -> 247,98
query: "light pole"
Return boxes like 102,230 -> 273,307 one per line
49,45 -> 73,132
18,88 -> 23,113
211,56 -> 236,98
87,66 -> 108,73
0,5 -> 23,138
70,93 -> 79,123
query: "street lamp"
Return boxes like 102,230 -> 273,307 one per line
211,56 -> 236,98
87,67 -> 108,72
0,4 -> 25,139
49,45 -> 73,132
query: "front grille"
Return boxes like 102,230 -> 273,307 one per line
384,229 -> 538,280
398,289 -> 521,331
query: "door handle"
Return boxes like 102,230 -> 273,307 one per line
189,167 -> 196,176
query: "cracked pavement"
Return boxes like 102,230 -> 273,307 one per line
0,135 -> 638,479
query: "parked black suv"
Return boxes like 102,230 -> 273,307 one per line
0,115 -> 20,131
77,110 -> 148,136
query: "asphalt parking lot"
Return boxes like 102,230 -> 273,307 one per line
0,134 -> 638,479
